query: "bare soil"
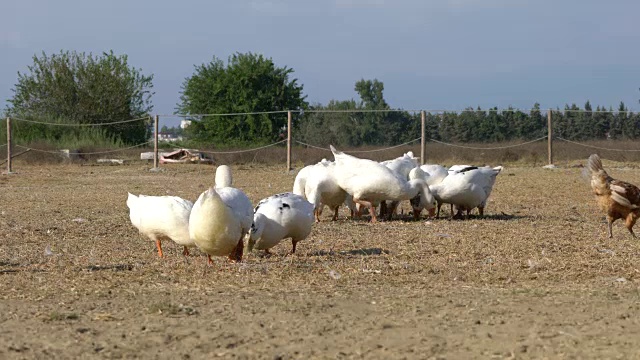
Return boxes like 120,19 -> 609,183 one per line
2,161 -> 640,359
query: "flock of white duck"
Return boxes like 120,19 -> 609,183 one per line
127,146 -> 503,263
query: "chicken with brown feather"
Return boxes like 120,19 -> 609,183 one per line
588,154 -> 640,238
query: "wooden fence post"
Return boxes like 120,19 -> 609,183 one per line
6,117 -> 12,174
287,111 -> 292,171
420,111 -> 426,165
547,109 -> 553,165
153,115 -> 159,169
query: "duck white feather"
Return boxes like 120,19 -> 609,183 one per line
430,166 -> 502,218
378,152 -> 420,219
189,188 -> 244,263
187,165 -> 253,264
419,164 -> 449,186
249,192 -> 314,254
126,193 -> 194,257
294,160 -> 355,221
215,164 -> 233,188
330,145 -> 436,222
214,165 -> 253,239
381,152 -> 419,180
293,163 -> 315,197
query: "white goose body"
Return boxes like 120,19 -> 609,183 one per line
215,165 -> 254,242
381,152 -> 419,181
249,192 -> 314,254
305,162 -> 354,221
430,166 -> 502,217
330,145 -> 435,222
126,193 -> 194,257
188,165 -> 252,263
378,152 -> 420,219
294,160 -> 355,221
419,164 -> 449,186
293,164 -> 314,197
189,188 -> 244,262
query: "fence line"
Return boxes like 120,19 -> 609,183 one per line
556,137 -> 640,152
162,108 -> 639,116
7,107 -> 640,174
6,108 -> 638,124
294,140 -> 332,151
197,140 -> 287,154
293,138 -> 421,153
11,116 -> 149,127
429,136 -> 548,150
14,141 -> 152,155
160,110 -> 289,118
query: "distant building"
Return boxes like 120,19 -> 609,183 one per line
157,132 -> 183,142
180,120 -> 192,129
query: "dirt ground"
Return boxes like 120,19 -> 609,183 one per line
2,160 -> 640,359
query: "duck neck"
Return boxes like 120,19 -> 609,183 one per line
406,179 -> 426,202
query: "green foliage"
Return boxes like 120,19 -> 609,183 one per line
177,52 -> 307,145
298,83 -> 639,146
298,79 -> 420,147
0,116 -> 124,149
297,100 -> 362,146
5,50 -> 154,145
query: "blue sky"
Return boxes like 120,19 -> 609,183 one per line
1,0 -> 639,127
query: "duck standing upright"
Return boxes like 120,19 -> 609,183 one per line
189,188 -> 244,263
189,165 -> 253,264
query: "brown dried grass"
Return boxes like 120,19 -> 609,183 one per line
2,160 -> 639,289
2,158 -> 640,358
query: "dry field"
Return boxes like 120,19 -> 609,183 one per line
2,158 -> 640,359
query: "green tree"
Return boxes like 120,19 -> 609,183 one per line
298,100 -> 362,147
616,102 -> 638,139
591,105 -> 610,139
5,50 -> 154,145
551,107 -> 567,139
521,103 -> 546,140
177,52 -> 307,145
562,104 -> 581,139
471,107 -> 493,141
495,107 -> 515,141
438,112 -> 456,142
572,101 -> 593,140
454,108 -> 476,142
353,79 -> 386,144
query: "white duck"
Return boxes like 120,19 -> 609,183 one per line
448,164 -> 474,174
430,166 -> 502,219
293,163 -> 314,197
330,145 -> 436,222
381,151 -> 419,180
293,158 -> 334,195
305,162 -> 356,221
419,164 -> 449,186
214,165 -> 254,246
189,187 -> 245,263
188,165 -> 253,264
249,192 -> 315,254
126,193 -> 194,257
379,152 -> 420,219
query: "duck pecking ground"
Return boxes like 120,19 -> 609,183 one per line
1,162 -> 640,359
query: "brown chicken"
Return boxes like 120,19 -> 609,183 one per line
588,154 -> 640,238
